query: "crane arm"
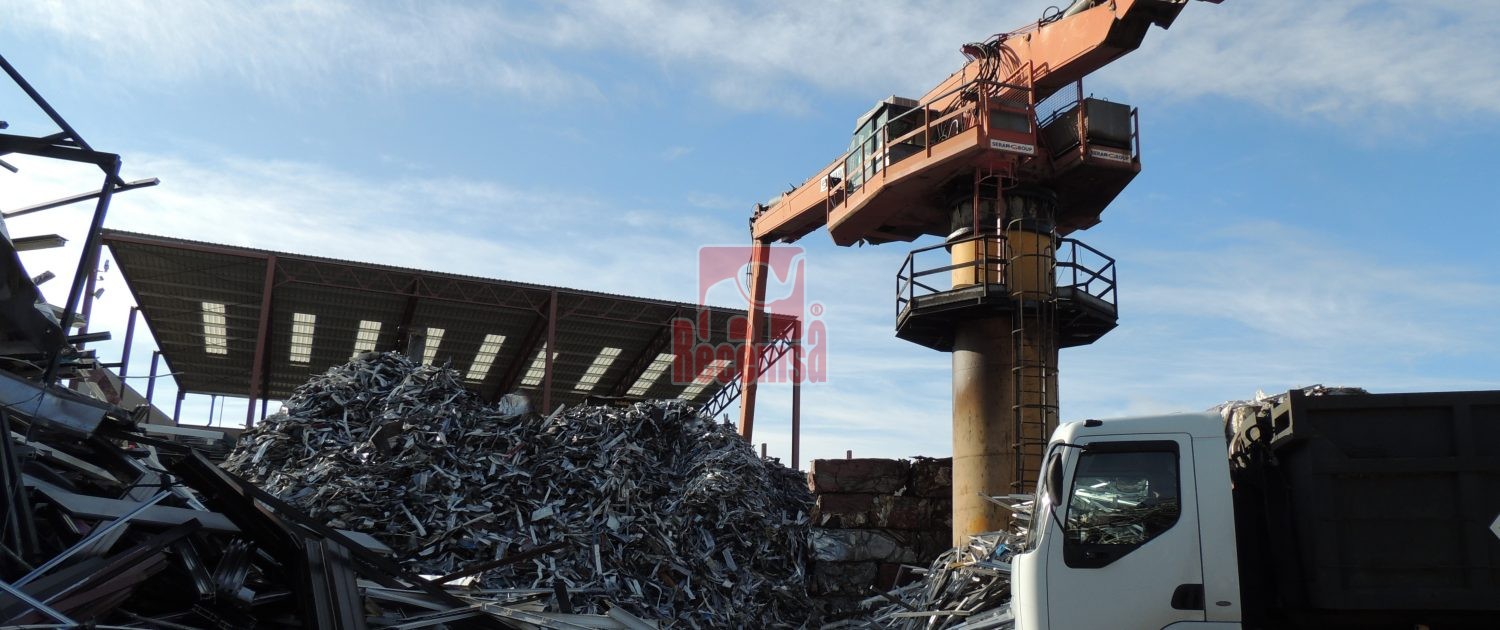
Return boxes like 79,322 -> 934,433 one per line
750,0 -> 1217,244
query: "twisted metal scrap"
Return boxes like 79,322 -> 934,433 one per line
848,531 -> 1014,630
844,501 -> 1031,629
223,352 -> 816,627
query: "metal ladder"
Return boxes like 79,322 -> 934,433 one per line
1007,219 -> 1059,492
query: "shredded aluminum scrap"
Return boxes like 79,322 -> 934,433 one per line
835,499 -> 1031,629
223,352 -> 817,627
847,530 -> 1016,629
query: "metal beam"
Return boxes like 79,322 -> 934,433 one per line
145,351 -> 160,405
44,160 -> 120,385
736,242 -> 771,441
101,231 -> 272,260
246,255 -> 277,428
792,338 -> 802,471
75,251 -> 99,350
496,297 -> 551,398
2,178 -> 158,219
608,309 -> 679,397
392,281 -> 420,355
118,306 -> 138,380
0,53 -> 120,179
0,131 -> 118,166
542,289 -> 558,413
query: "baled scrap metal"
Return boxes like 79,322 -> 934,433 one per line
223,351 -> 817,626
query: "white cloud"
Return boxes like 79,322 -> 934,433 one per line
17,1 -> 1497,121
2,0 -> 1029,109
2,0 -> 599,101
1128,221 -> 1498,356
1102,1 -> 1500,120
532,0 -> 1032,110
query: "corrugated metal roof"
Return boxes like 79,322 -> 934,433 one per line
103,230 -> 794,409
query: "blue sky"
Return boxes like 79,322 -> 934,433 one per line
4,1 -> 1499,468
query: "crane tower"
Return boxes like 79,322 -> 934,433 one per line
736,0 -> 1222,544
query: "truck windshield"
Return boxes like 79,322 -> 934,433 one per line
1064,449 -> 1179,548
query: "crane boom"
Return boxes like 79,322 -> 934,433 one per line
750,0 -> 1213,245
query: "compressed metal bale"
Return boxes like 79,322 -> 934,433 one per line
910,457 -> 953,499
807,458 -> 912,495
813,494 -> 939,531
809,529 -> 922,564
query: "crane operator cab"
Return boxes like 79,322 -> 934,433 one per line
838,96 -> 922,195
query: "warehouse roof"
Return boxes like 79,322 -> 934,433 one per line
102,230 -> 792,416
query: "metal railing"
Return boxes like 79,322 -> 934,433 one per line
1034,79 -> 1142,166
1056,237 -> 1117,308
698,315 -> 800,421
896,233 -> 1010,320
896,234 -> 1117,319
834,78 -> 1035,200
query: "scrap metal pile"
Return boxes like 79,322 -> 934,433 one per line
1,378 -> 718,628
828,497 -> 1031,630
224,351 -> 817,626
847,530 -> 1017,629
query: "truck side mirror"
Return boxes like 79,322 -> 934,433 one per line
1047,456 -> 1064,507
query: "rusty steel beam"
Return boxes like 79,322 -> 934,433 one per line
101,231 -> 272,260
735,242 -> 772,441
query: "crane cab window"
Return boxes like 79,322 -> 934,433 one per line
1062,442 -> 1180,568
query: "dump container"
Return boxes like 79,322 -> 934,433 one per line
1244,390 -> 1500,624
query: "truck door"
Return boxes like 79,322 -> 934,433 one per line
1046,436 -> 1205,628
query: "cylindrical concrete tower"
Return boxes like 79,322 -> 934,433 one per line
946,186 -> 1061,543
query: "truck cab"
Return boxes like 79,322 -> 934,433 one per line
1011,413 -> 1242,629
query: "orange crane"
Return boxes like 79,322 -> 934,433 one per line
735,0 -> 1224,544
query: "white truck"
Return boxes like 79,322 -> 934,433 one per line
1009,389 -> 1500,629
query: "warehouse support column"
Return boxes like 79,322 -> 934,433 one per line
246,255 -> 277,429
542,289 -> 557,412
75,257 -> 98,353
144,351 -> 160,406
791,335 -> 802,470
118,307 -> 137,380
45,159 -> 120,386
